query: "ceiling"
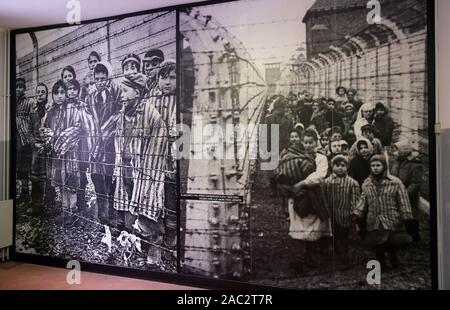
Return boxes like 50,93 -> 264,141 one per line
0,0 -> 207,29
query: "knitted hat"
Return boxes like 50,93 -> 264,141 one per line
331,154 -> 348,166
122,53 -> 141,71
143,49 -> 164,62
294,122 -> 305,131
343,103 -> 355,111
370,154 -> 388,170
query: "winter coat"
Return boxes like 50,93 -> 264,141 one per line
374,114 -> 395,146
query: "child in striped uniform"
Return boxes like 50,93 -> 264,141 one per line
66,79 -> 104,224
41,80 -> 83,225
353,154 -> 413,269
151,59 -> 177,250
322,155 -> 360,268
16,77 -> 34,207
113,73 -> 168,266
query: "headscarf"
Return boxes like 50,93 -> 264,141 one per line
354,102 -> 375,138
121,73 -> 147,96
353,136 -> 374,158
120,73 -> 147,115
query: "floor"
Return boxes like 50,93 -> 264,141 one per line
0,262 -> 201,290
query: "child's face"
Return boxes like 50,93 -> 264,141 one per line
144,58 -> 162,79
67,85 -> 79,99
289,131 -> 301,145
302,136 -> 317,153
333,162 -> 347,176
85,79 -> 96,95
340,143 -> 349,152
53,87 -> 66,105
312,102 -> 319,112
330,141 -> 342,154
158,70 -> 176,95
62,70 -> 74,84
327,101 -> 335,110
320,136 -> 329,147
120,84 -> 140,103
358,142 -> 370,157
95,72 -> 108,92
88,56 -> 100,71
16,84 -> 25,97
123,61 -> 139,76
338,88 -> 345,96
331,133 -> 342,141
36,86 -> 47,103
371,161 -> 384,176
362,130 -> 374,141
345,106 -> 354,116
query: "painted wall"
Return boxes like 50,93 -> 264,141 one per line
436,0 -> 450,129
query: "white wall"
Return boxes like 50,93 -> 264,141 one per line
436,0 -> 450,129
435,0 -> 450,290
0,28 -> 10,201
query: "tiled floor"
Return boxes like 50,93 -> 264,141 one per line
0,262 -> 201,290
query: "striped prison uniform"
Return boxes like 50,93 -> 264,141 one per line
354,175 -> 413,232
29,101 -> 47,182
277,146 -> 316,188
42,101 -> 83,189
277,147 -> 330,220
322,173 -> 360,228
72,100 -> 99,172
86,82 -> 122,176
112,98 -> 168,222
16,94 -> 34,149
147,89 -> 177,229
147,89 -> 176,180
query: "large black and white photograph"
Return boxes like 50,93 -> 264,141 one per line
14,10 -> 177,272
179,0 -> 431,289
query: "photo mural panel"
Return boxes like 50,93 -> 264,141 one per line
14,10 -> 178,272
179,0 -> 431,289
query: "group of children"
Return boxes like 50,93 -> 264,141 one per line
16,49 -> 177,265
267,87 -> 424,273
